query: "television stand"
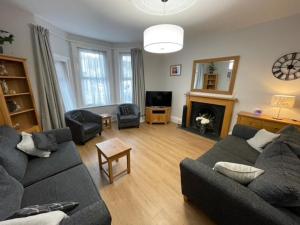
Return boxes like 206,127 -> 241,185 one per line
145,107 -> 171,124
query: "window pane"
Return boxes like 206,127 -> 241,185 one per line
119,54 -> 133,103
54,61 -> 75,111
79,49 -> 111,107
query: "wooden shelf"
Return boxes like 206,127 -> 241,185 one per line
10,108 -> 35,116
0,76 -> 26,79
4,92 -> 31,97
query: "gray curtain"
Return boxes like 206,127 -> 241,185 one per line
131,48 -> 145,116
31,25 -> 65,130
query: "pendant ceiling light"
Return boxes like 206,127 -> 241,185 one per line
132,0 -> 195,54
144,24 -> 184,54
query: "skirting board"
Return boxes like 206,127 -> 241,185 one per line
171,116 -> 182,125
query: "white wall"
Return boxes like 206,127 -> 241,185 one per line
0,2 -> 37,98
158,14 -> 300,128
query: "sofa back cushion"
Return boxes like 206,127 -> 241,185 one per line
248,141 -> 300,208
0,126 -> 28,181
0,165 -> 24,221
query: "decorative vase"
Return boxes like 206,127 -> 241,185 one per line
199,125 -> 206,135
0,45 -> 3,54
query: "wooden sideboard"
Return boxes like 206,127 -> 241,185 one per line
237,111 -> 300,132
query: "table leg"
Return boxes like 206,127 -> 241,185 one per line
98,151 -> 103,171
127,152 -> 131,174
108,159 -> 113,184
108,118 -> 111,128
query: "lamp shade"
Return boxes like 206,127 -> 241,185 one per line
143,24 -> 184,54
271,95 -> 296,108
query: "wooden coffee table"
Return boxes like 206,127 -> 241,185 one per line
96,138 -> 131,184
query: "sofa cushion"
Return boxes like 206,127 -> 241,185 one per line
213,162 -> 264,184
0,165 -> 24,221
0,126 -> 28,181
22,165 -> 101,214
247,129 -> 280,152
70,111 -> 84,123
22,141 -> 82,187
82,123 -> 100,134
9,202 -> 79,219
248,141 -> 300,207
119,115 -> 139,123
32,133 -> 58,152
197,145 -> 254,168
215,136 -> 260,164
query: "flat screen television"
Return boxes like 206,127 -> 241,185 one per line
145,91 -> 172,107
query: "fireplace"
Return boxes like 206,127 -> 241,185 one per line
190,102 -> 225,139
183,93 -> 236,139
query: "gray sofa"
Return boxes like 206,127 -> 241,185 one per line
180,124 -> 300,225
0,125 -> 111,225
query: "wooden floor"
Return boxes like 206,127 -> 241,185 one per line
78,122 -> 216,225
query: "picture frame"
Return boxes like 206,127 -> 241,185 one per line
170,64 -> 181,76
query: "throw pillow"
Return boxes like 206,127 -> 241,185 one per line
1,211 -> 68,225
121,106 -> 132,115
32,133 -> 58,152
248,141 -> 300,207
17,132 -> 51,158
213,162 -> 264,184
0,166 -> 23,221
247,129 -> 280,152
8,202 -> 79,219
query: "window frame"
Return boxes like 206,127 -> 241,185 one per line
118,52 -> 133,104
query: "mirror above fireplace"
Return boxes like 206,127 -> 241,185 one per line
191,56 -> 240,95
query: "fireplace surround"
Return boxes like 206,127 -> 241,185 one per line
184,93 -> 236,139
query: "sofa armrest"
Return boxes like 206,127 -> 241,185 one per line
180,158 -> 297,225
232,124 -> 258,140
60,202 -> 111,225
43,128 -> 73,144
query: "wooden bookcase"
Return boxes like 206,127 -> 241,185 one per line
203,74 -> 218,90
0,55 -> 41,132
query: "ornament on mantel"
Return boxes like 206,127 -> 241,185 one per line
0,30 -> 14,54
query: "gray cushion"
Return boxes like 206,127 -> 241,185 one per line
215,135 -> 260,164
22,165 -> 101,214
248,141 -> 300,207
197,146 -> 254,168
71,111 -> 84,123
32,133 -> 58,152
119,115 -> 139,123
0,126 -> 28,181
82,123 -> 100,134
22,141 -> 82,187
0,165 -> 24,221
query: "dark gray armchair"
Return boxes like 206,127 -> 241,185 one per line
117,104 -> 140,129
65,110 -> 102,144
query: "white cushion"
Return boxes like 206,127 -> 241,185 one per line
17,132 -> 51,158
213,162 -> 264,184
247,129 -> 280,152
0,210 -> 67,225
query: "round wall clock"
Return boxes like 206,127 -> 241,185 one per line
272,52 -> 300,80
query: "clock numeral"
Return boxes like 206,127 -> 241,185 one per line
283,55 -> 289,61
291,52 -> 297,60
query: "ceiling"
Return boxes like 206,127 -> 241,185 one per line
6,0 -> 300,43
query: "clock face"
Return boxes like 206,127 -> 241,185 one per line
272,52 -> 300,80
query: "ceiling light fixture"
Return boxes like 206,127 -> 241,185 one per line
139,0 -> 186,54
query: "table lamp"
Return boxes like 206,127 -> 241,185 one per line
271,95 -> 295,120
